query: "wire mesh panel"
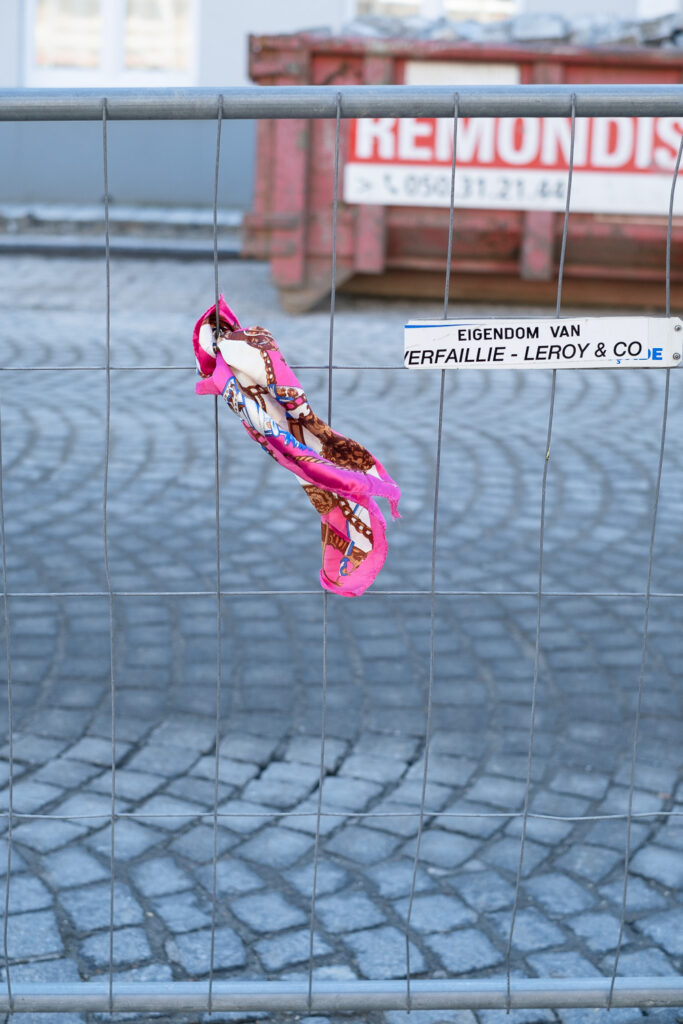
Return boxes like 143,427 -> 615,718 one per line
0,87 -> 682,1017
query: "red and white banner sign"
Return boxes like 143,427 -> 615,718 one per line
343,116 -> 683,215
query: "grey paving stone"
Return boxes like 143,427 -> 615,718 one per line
59,881 -> 143,931
243,761 -> 319,809
549,770 -> 609,799
450,869 -> 516,912
81,926 -> 152,966
285,860 -> 349,898
636,907 -> 683,955
526,950 -> 601,977
63,736 -> 131,767
194,857 -> 263,896
611,947 -> 678,975
315,890 -> 385,932
130,855 -> 193,897
390,779 -> 458,811
523,873 -> 594,914
255,927 -> 331,971
6,909 -> 63,959
284,735 -> 347,771
555,843 -> 621,881
215,799 -> 276,835
493,907 -> 566,951
318,776 -> 383,811
584,819 -> 650,852
339,753 -> 408,784
149,718 -> 217,753
365,858 -> 436,899
436,800 -> 505,839
353,733 -> 420,762
51,791 -> 126,821
13,819 -> 88,852
7,957 -> 80,981
10,779 -> 64,813
7,874 -> 52,912
394,892 -> 476,932
192,756 -> 259,788
85,820 -> 163,860
568,911 -> 625,953
530,790 -> 590,817
126,743 -> 199,776
481,837 -> 549,877
386,1012 -> 477,1024
3,734 -> 68,765
505,815 -> 574,845
4,1015 -> 84,1024
133,793 -> 202,830
218,733 -> 280,766
630,844 -> 683,888
615,761 -> 677,794
151,889 -> 211,933
466,776 -> 526,810
557,1011 -> 644,1024
284,797 -> 343,835
326,825 -> 402,864
478,1011 -> 554,1024
366,801 -> 421,837
171,824 -> 238,862
0,840 -> 26,876
231,890 -> 306,932
343,925 -> 425,979
166,926 -> 246,974
34,758 -> 100,790
112,962 -> 174,982
236,826 -> 313,868
427,928 -> 503,974
599,876 -> 667,912
400,830 -> 479,870
89,768 -> 165,801
405,755 -> 477,788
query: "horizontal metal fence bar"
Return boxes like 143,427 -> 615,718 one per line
5,589 -> 683,599
0,977 -> 681,1012
4,809 -> 681,823
2,85 -> 683,121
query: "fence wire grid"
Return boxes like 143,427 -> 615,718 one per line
0,86 -> 682,1016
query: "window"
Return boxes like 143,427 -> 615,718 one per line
25,0 -> 197,86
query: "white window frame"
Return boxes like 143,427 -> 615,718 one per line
24,0 -> 199,88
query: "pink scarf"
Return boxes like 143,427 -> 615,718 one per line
193,298 -> 400,597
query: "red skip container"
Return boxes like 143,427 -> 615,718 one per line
244,33 -> 683,312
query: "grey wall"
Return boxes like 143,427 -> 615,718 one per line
0,0 -> 354,209
0,120 -> 256,208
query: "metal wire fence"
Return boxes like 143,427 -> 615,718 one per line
0,85 -> 682,1015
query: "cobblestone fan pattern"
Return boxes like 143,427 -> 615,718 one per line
0,255 -> 681,1024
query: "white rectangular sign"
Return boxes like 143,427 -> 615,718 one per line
344,115 -> 683,215
404,317 -> 683,370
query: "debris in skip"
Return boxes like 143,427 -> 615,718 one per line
404,317 -> 683,370
194,298 -> 400,597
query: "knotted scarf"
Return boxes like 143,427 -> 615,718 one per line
193,298 -> 400,597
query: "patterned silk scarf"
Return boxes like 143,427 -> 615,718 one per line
193,298 -> 401,597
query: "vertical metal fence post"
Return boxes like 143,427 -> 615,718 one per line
505,93 -> 577,1010
101,97 -> 117,1014
0,295 -> 14,1018
405,92 -> 459,1009
607,124 -> 683,1008
308,90 -> 342,1012
208,92 -> 225,1016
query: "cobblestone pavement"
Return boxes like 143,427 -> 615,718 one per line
0,254 -> 681,1024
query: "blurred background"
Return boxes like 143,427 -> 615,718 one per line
2,0 -> 683,311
